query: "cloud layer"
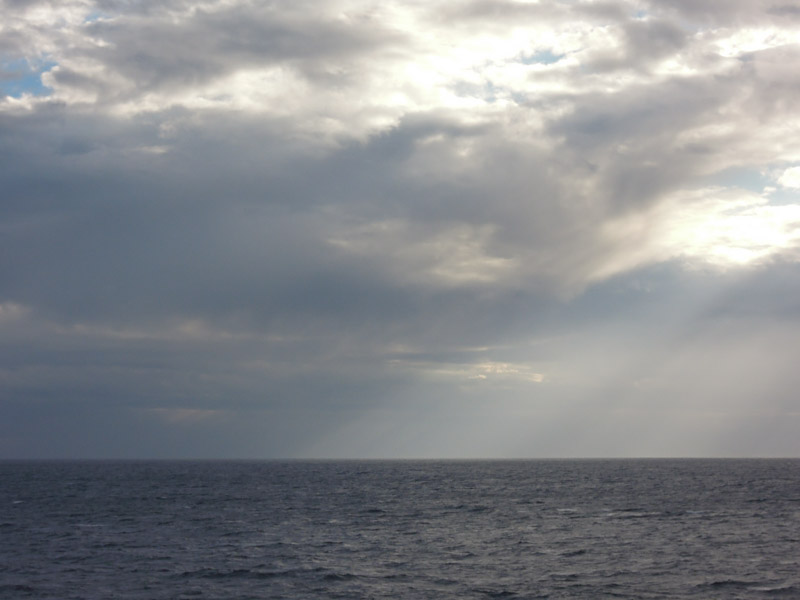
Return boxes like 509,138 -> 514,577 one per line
2,0 -> 800,457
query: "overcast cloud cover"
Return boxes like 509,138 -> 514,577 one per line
2,0 -> 800,458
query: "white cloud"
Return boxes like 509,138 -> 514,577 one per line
713,27 -> 800,58
596,187 -> 800,275
778,166 -> 800,189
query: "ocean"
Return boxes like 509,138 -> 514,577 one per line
1,459 -> 798,599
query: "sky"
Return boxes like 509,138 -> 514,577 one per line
2,0 -> 800,459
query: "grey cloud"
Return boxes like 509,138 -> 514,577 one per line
1,107 -> 559,360
438,0 -> 560,22
3,0 -> 800,458
622,19 -> 687,64
0,31 -> 28,57
73,2 -> 404,99
439,0 -> 627,26
543,62 -> 784,217
0,0 -> 63,13
744,46 -> 800,117
646,0 -> 796,25
767,4 -> 800,17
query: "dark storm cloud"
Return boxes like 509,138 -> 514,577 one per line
1,107 -> 526,328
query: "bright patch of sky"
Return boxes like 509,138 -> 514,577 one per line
707,167 -> 769,193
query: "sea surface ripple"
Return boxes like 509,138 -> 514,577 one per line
1,459 -> 799,599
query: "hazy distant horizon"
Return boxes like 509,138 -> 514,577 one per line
4,455 -> 799,462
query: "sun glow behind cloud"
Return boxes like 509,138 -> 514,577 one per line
596,186 -> 800,280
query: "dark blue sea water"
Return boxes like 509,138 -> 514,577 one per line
1,459 -> 799,599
